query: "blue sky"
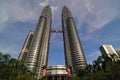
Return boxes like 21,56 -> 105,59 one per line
0,0 -> 120,65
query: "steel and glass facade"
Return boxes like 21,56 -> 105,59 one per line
19,5 -> 87,79
25,5 -> 52,75
62,6 -> 86,71
18,30 -> 34,61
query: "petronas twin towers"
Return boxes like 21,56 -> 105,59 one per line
19,5 -> 86,76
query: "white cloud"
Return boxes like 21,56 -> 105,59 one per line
51,6 -> 58,14
39,0 -> 49,7
0,14 -> 8,30
0,0 -> 43,31
0,0 -> 59,31
39,0 -> 58,15
0,46 -> 18,54
0,45 -> 19,58
87,51 -> 101,58
86,51 -> 101,64
0,0 -> 120,59
68,0 -> 120,32
0,0 -> 120,32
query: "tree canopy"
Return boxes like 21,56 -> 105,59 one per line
70,54 -> 120,80
0,52 -> 35,80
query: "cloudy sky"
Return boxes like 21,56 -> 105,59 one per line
0,0 -> 120,65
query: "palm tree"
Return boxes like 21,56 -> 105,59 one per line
110,54 -> 120,62
0,52 -> 35,79
92,60 -> 99,71
9,58 -> 17,67
86,64 -> 93,73
0,52 -> 3,61
16,60 -> 26,69
3,54 -> 11,62
97,56 -> 103,70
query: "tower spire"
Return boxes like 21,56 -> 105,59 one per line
19,5 -> 87,79
41,5 -> 52,19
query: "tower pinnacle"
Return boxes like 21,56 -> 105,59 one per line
41,5 -> 52,19
19,5 -> 87,79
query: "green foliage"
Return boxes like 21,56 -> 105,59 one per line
73,54 -> 120,80
1,51 -> 120,80
39,77 -> 46,80
70,77 -> 80,80
0,52 -> 35,80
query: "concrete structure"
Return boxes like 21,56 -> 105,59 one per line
62,6 -> 87,72
18,30 -> 34,61
99,45 -> 119,61
116,50 -> 120,57
25,5 -> 52,78
46,65 -> 67,80
18,5 -> 87,79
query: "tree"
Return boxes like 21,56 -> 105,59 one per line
73,54 -> 120,80
70,77 -> 80,80
0,52 -> 35,80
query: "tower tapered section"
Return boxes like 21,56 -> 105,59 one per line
25,5 -> 52,74
62,6 -> 73,68
18,30 -> 34,61
62,6 -> 87,72
19,5 -> 87,79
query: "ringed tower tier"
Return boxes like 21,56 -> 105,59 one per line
18,5 -> 87,78
62,6 -> 87,71
25,5 -> 52,74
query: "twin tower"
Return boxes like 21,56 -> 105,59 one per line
19,5 -> 87,75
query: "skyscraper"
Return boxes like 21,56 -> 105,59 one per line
25,5 -> 52,75
18,5 -> 86,78
62,6 -> 86,72
18,30 -> 34,61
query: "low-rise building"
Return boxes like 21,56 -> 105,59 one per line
99,45 -> 119,61
46,65 -> 68,80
